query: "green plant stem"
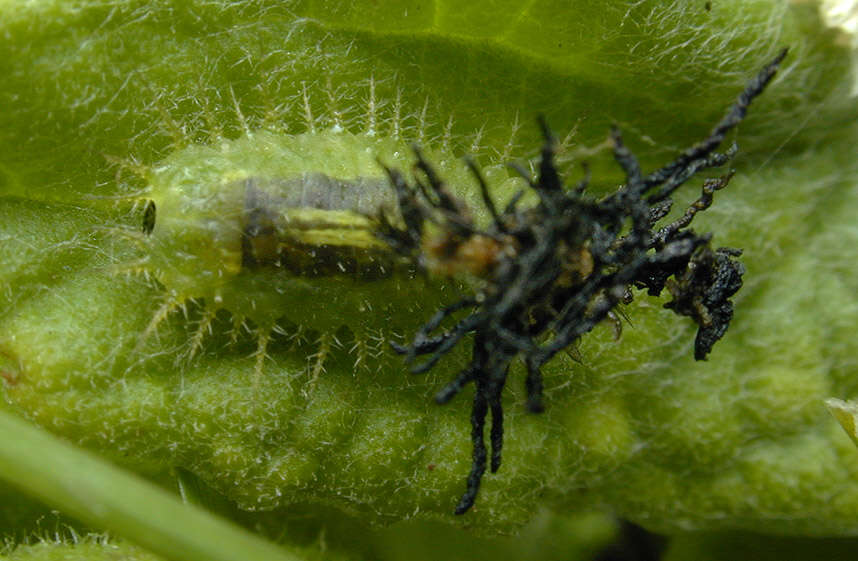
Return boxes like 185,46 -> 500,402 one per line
0,408 -> 299,561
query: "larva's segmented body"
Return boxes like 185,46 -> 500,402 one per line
135,128 -> 523,375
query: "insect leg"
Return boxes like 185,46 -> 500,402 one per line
652,171 -> 735,246
645,145 -> 736,204
488,376 -> 506,473
435,365 -> 476,404
524,356 -> 546,414
454,382 -> 489,515
641,48 -> 787,192
409,312 -> 484,374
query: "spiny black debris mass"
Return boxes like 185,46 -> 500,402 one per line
377,48 -> 787,515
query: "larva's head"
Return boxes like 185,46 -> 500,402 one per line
144,155 -> 247,295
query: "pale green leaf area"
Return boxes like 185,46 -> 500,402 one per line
2,537 -> 165,561
1,0 -> 857,559
0,530 -> 349,561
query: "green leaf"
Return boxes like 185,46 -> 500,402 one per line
3,538 -> 165,561
1,0 -> 857,554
